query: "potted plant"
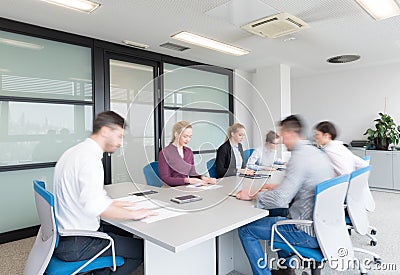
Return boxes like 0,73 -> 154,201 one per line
364,112 -> 400,150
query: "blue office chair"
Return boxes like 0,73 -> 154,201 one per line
206,158 -> 217,178
270,174 -> 380,275
24,180 -> 124,275
143,161 -> 164,187
346,166 -> 378,246
243,148 -> 254,166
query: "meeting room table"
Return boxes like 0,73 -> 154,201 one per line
103,170 -> 285,275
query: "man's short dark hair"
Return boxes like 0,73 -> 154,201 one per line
279,115 -> 303,135
92,111 -> 125,134
315,121 -> 337,140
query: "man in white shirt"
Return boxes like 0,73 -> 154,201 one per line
313,121 -> 367,176
53,111 -> 156,275
247,131 -> 282,171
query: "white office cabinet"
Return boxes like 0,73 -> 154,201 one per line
366,150 -> 393,189
349,147 -> 366,158
392,152 -> 400,190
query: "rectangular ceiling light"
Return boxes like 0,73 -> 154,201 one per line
171,31 -> 249,56
354,0 -> 400,20
40,0 -> 100,13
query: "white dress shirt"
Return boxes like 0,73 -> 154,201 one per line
231,142 -> 243,170
246,146 -> 277,170
322,140 -> 368,176
54,138 -> 113,232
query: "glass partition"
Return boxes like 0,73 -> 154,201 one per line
0,102 -> 92,166
162,64 -> 232,161
164,63 -> 229,110
0,30 -> 92,101
109,60 -> 155,184
0,168 -> 54,233
0,29 -> 92,236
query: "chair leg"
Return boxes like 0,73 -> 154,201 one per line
354,247 -> 382,263
369,226 -> 377,235
366,233 -> 377,246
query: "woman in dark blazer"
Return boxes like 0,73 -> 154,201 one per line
216,123 -> 255,178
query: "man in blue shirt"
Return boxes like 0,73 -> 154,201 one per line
237,115 -> 334,275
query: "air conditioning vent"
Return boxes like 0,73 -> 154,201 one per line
160,42 -> 190,52
241,12 -> 309,38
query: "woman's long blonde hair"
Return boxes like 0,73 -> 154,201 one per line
224,123 -> 245,142
171,121 -> 192,143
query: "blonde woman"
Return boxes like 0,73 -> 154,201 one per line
158,121 -> 216,186
215,123 -> 255,178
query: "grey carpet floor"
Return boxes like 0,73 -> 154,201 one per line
1,190 -> 398,275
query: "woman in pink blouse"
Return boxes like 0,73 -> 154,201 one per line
158,121 -> 216,186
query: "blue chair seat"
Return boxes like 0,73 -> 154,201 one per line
46,256 -> 124,275
272,241 -> 324,262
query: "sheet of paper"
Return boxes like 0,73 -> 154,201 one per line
140,208 -> 185,223
186,184 -> 223,190
115,195 -> 147,203
124,199 -> 170,210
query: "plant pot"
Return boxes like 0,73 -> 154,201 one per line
374,137 -> 390,150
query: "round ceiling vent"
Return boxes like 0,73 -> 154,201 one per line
327,55 -> 360,64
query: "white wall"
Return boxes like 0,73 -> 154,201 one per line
233,69 -> 256,148
291,63 -> 400,144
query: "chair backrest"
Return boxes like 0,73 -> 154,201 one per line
206,158 -> 217,178
243,148 -> 254,165
360,156 -> 375,211
24,180 -> 58,275
314,174 -> 354,271
347,166 -> 371,235
143,161 -> 163,187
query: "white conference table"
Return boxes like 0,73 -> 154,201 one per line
104,171 -> 284,275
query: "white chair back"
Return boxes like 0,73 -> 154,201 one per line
24,180 -> 58,275
361,156 -> 375,211
314,174 -> 354,271
347,166 -> 371,235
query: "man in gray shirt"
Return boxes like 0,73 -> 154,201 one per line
237,115 -> 334,275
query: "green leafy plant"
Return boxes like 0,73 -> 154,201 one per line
364,112 -> 400,150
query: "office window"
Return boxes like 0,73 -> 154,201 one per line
0,30 -> 92,101
163,63 -> 232,175
0,102 -> 92,166
0,167 -> 54,233
109,59 -> 156,184
0,30 -> 92,234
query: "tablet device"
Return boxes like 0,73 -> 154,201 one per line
170,194 -> 202,204
129,190 -> 158,196
239,173 -> 271,179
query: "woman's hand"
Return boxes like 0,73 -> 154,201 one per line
186,177 -> 207,186
201,176 -> 217,184
238,168 -> 255,175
